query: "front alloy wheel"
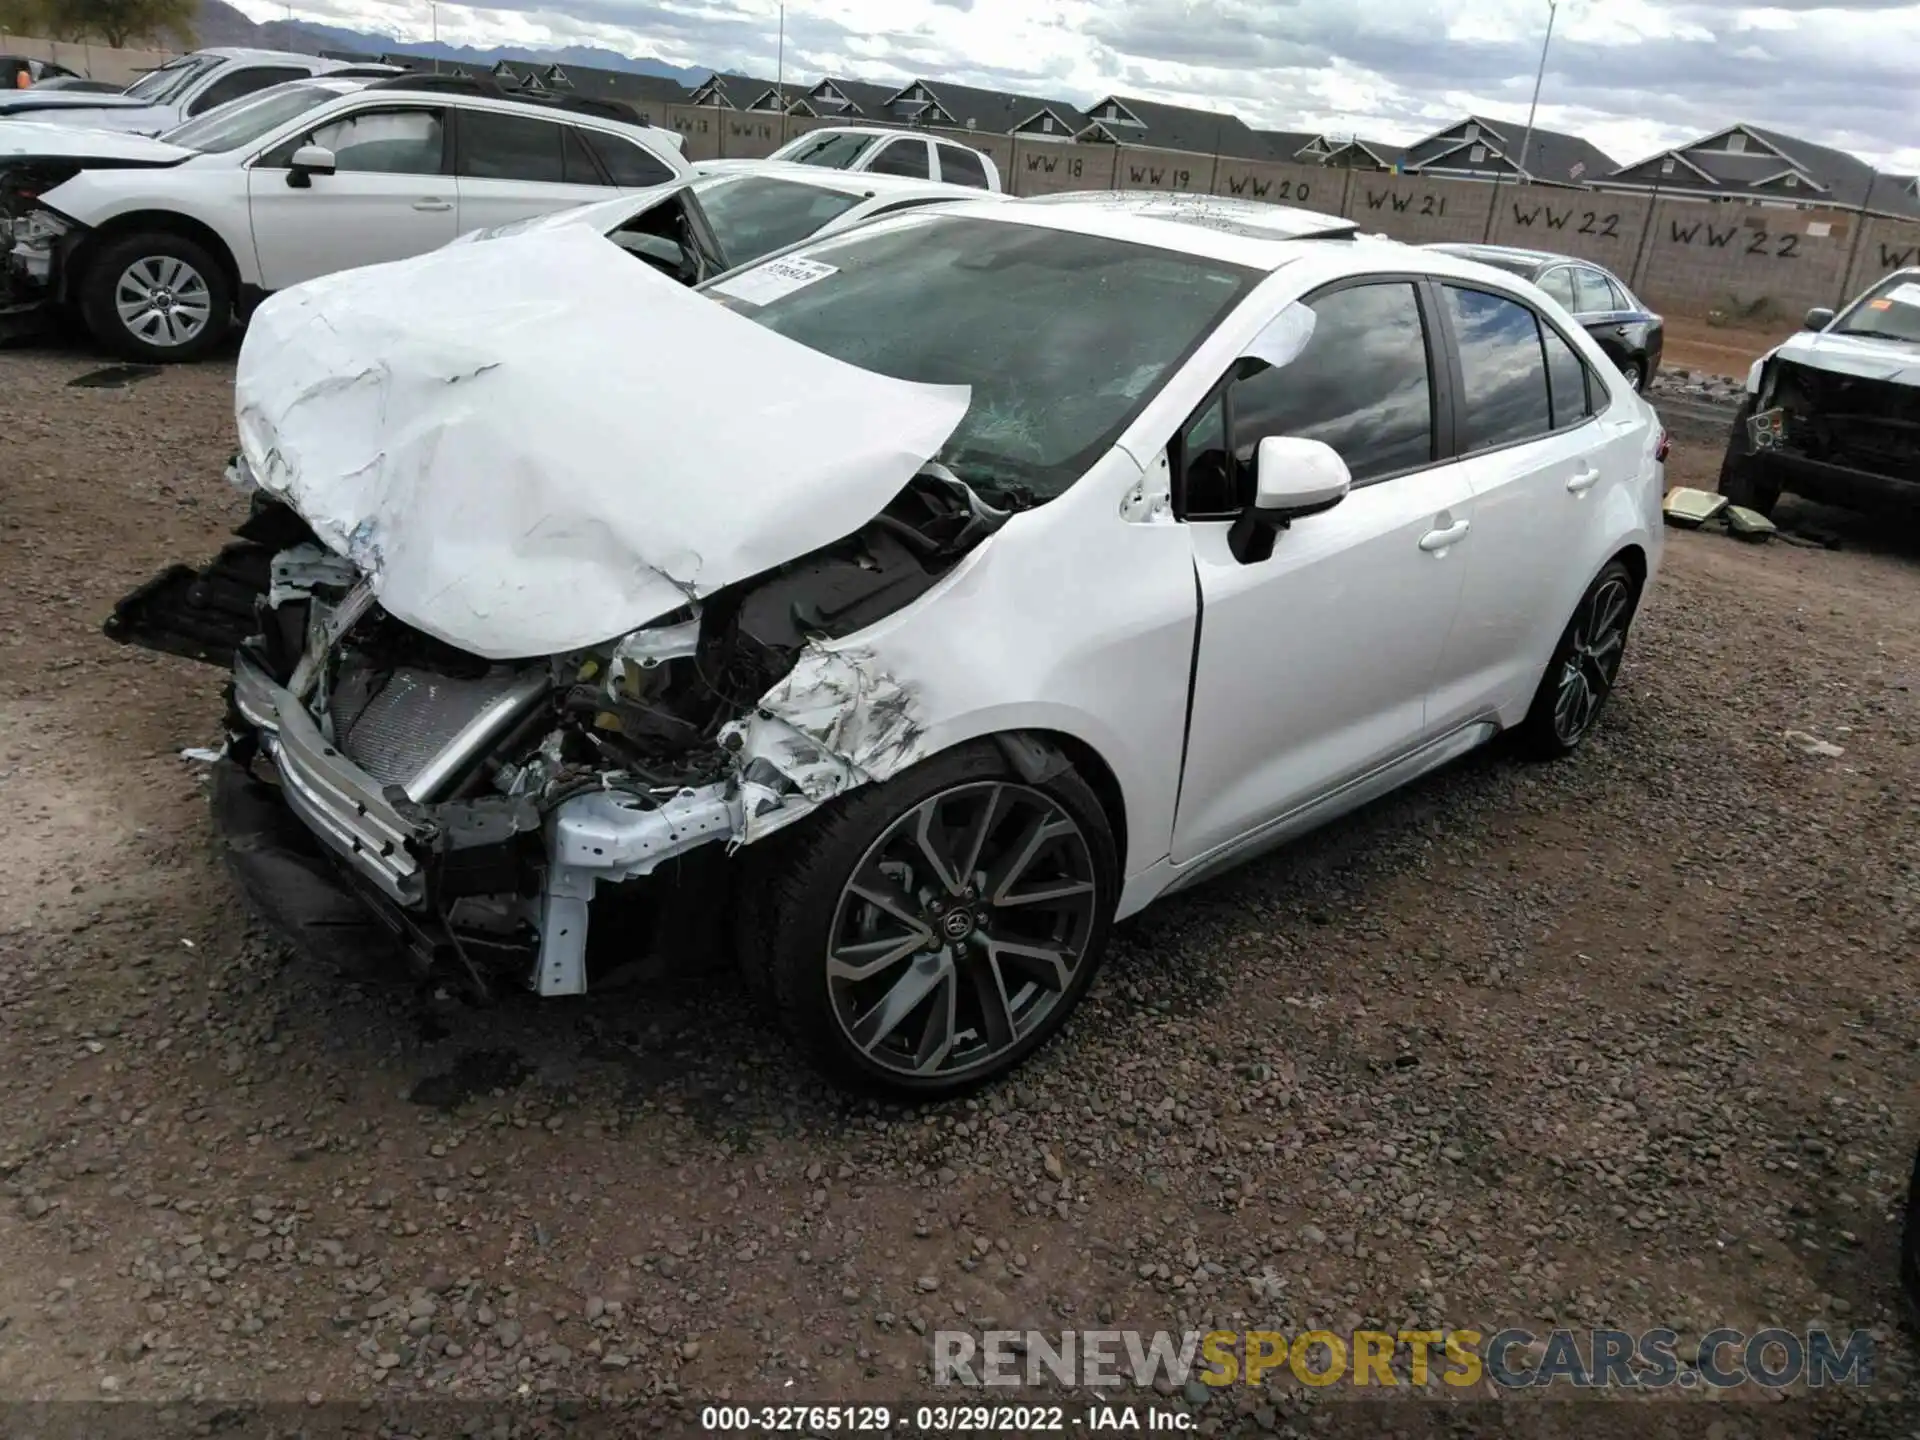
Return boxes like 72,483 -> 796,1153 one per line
1515,558 -> 1641,759
826,781 -> 1098,1080
81,231 -> 233,363
736,740 -> 1117,1097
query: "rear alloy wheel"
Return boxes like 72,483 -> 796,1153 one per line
1618,358 -> 1645,392
1514,559 -> 1640,760
736,741 -> 1116,1097
80,232 -> 232,363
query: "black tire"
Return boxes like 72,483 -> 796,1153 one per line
1513,559 -> 1642,761
79,230 -> 233,364
734,739 -> 1118,1099
1716,398 -> 1780,516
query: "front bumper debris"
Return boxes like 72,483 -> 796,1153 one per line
227,650 -> 741,994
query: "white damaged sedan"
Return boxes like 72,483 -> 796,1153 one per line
107,193 -> 1667,1095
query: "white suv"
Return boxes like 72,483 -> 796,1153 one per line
2,73 -> 690,360
695,126 -> 1003,191
0,47 -> 399,133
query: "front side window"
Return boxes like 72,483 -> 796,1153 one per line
458,109 -> 566,183
707,215 -> 1260,504
1572,267 -> 1615,315
868,138 -> 930,178
188,65 -> 309,117
693,173 -> 864,270
276,106 -> 447,174
1442,285 -> 1553,452
937,143 -> 989,189
1182,282 -> 1436,516
163,82 -> 340,153
773,131 -> 877,168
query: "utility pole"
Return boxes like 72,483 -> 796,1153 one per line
431,1 -> 439,44
1514,0 -> 1560,181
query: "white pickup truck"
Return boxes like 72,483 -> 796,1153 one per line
0,48 -> 399,135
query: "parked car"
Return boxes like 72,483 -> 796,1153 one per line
1717,268 -> 1920,519
105,193 -> 1666,1096
1,73 -> 691,361
0,47 -> 401,132
694,127 -> 1002,192
4,56 -> 85,89
451,167 -> 1004,282
1427,242 -> 1663,391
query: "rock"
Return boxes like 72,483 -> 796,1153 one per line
682,1340 -> 702,1361
21,1196 -> 50,1220
495,1319 -> 523,1348
1784,730 -> 1844,758
916,1276 -> 940,1292
601,1352 -> 630,1369
1043,1151 -> 1064,1182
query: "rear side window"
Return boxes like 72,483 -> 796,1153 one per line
458,109 -> 566,183
1442,285 -> 1553,451
580,128 -> 676,187
1536,267 -> 1576,310
937,143 -> 989,189
188,65 -> 308,117
1572,267 -> 1615,314
1540,323 -> 1593,429
868,138 -> 930,178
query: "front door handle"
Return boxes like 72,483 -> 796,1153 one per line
413,199 -> 453,212
1567,465 -> 1601,494
1419,518 -> 1470,552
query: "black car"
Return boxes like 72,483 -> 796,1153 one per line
1428,242 -> 1664,392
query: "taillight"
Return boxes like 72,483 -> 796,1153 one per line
1654,428 -> 1670,463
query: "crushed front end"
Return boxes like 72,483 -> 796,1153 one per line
1732,356 -> 1920,516
1,164 -> 84,339
105,465 -> 1000,999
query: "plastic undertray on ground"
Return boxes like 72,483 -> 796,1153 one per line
1662,487 -> 1729,527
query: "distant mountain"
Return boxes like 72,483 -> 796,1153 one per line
190,0 -> 707,87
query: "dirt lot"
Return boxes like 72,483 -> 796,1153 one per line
1660,314 -> 1798,381
1,347 -> 1917,1434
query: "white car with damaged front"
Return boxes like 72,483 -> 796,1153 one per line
107,193 -> 1666,1096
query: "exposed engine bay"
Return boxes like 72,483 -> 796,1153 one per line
1,160 -> 80,320
106,465 -> 1007,999
1757,358 -> 1920,487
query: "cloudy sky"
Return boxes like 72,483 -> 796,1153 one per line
244,0 -> 1920,172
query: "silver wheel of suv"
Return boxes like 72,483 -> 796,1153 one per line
114,255 -> 214,349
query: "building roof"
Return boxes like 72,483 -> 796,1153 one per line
688,70 -> 786,109
1403,115 -> 1616,185
1079,94 -> 1270,158
1601,122 -> 1920,215
881,77 -> 1090,135
798,76 -> 898,118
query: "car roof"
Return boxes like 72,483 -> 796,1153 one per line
197,48 -> 334,65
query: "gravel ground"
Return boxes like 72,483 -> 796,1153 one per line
1,347 -> 1917,1436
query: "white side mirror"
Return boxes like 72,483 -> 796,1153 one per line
288,143 -> 336,184
1254,435 -> 1351,514
1231,436 -> 1351,565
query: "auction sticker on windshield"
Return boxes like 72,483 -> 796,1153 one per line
711,256 -> 838,306
1879,282 -> 1920,309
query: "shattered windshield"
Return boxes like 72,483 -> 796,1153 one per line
705,215 -> 1260,503
159,81 -> 344,152
125,55 -> 218,104
772,131 -> 877,169
1831,275 -> 1920,345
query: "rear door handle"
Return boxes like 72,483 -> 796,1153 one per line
1567,465 -> 1601,494
413,199 -> 453,212
1419,518 -> 1470,552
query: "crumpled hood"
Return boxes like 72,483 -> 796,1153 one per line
235,223 -> 972,661
0,119 -> 192,164
1772,328 -> 1920,386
